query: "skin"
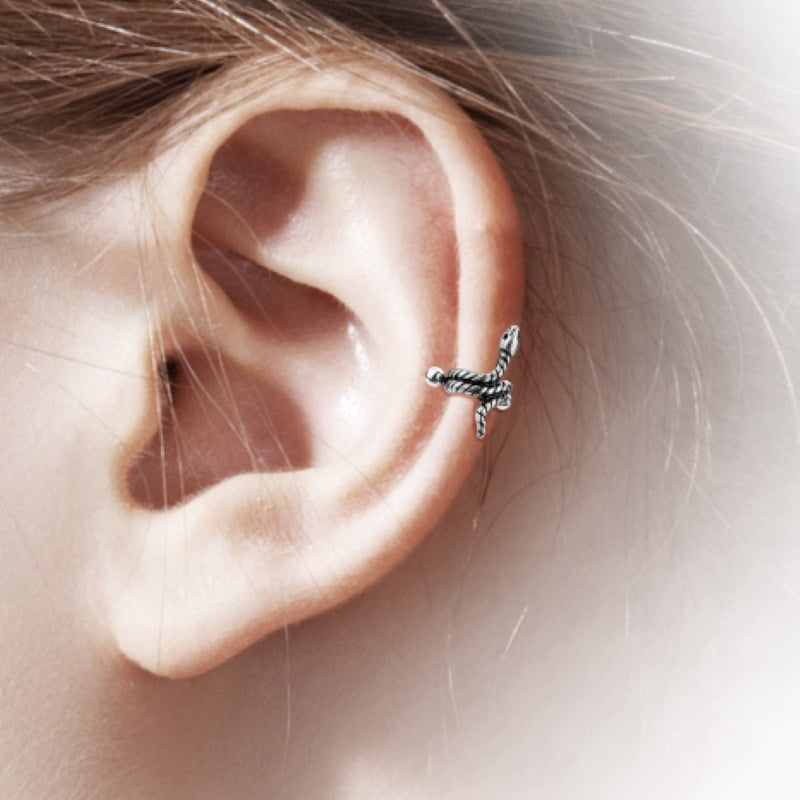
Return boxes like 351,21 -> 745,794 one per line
1,55 -> 800,800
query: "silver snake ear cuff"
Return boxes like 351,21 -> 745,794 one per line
425,325 -> 520,440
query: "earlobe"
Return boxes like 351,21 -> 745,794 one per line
107,61 -> 524,678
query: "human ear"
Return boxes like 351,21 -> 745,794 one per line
108,61 -> 524,677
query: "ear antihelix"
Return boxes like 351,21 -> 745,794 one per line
108,62 -> 524,678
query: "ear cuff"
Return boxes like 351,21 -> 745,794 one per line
425,325 -> 520,440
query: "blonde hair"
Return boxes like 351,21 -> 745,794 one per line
2,0 -> 798,476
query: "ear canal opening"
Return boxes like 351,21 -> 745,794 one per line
126,346 -> 313,510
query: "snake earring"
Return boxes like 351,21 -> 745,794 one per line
425,325 -> 520,440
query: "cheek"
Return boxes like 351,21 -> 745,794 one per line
0,220 -> 147,786
0,352 -> 109,787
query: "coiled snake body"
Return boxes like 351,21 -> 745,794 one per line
425,325 -> 520,440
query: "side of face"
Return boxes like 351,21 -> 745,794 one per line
0,59 -> 524,797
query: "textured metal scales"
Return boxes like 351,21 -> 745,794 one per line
425,325 -> 520,440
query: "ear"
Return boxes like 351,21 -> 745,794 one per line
108,60 -> 524,677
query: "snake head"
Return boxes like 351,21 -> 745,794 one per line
499,325 -> 520,356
